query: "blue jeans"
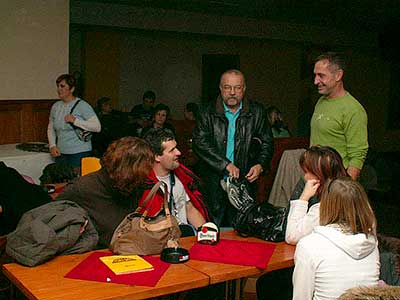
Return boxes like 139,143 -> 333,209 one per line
55,151 -> 92,168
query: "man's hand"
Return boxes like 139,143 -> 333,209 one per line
226,163 -> 240,178
299,179 -> 320,202
245,164 -> 263,183
50,146 -> 61,157
64,114 -> 76,124
347,166 -> 361,180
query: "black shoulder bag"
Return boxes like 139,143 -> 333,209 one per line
232,201 -> 287,242
227,177 -> 287,242
69,100 -> 92,142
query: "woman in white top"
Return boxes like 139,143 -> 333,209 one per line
293,177 -> 380,300
285,145 -> 347,245
257,145 -> 347,300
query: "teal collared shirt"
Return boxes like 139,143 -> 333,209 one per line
223,102 -> 242,163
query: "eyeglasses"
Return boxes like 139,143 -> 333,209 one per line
222,85 -> 244,92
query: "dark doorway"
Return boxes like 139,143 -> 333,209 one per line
202,54 -> 240,103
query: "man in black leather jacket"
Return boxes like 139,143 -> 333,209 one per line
192,69 -> 273,226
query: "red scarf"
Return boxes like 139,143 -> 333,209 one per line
138,164 -> 209,221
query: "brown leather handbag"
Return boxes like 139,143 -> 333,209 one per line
110,181 -> 181,255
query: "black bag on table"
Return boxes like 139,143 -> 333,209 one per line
226,177 -> 287,242
232,201 -> 287,242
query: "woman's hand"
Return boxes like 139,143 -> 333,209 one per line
64,114 -> 76,124
299,179 -> 320,202
50,146 -> 61,157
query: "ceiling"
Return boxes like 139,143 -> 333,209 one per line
75,0 -> 400,32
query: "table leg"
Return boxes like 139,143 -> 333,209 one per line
225,278 -> 245,300
8,283 -> 15,300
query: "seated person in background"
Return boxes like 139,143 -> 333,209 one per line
39,162 -> 77,184
92,97 -> 134,156
293,177 -> 379,300
184,102 -> 200,121
96,96 -> 113,117
266,105 -> 291,138
141,128 -> 209,236
141,103 -> 176,137
130,90 -> 156,135
56,137 -> 154,248
257,145 -> 347,300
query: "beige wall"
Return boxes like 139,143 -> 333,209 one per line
0,0 -> 69,100
80,29 -> 397,150
117,32 -> 302,131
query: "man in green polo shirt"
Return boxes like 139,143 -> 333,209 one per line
311,52 -> 368,180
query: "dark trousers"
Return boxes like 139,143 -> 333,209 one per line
55,151 -> 92,168
256,267 -> 293,300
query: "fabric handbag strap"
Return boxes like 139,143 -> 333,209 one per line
68,100 -> 81,130
138,181 -> 174,231
69,100 -> 81,114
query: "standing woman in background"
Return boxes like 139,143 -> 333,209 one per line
47,74 -> 101,169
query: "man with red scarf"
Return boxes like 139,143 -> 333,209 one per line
139,129 -> 209,235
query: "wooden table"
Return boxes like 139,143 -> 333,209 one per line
181,231 -> 295,284
181,230 -> 295,300
3,231 -> 295,300
0,143 -> 54,185
3,251 -> 209,300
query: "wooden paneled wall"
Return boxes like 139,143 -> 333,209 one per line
84,31 -> 121,107
0,100 -> 55,144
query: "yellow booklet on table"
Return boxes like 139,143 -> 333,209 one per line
100,255 -> 154,275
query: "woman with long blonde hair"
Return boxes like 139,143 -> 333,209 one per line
292,177 -> 380,300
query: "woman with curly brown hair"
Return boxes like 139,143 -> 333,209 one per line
56,137 -> 154,248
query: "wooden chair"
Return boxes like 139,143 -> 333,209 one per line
378,234 -> 400,286
81,157 -> 101,176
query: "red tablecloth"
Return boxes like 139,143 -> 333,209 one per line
189,238 -> 276,269
65,251 -> 170,287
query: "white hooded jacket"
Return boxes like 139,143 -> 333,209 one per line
293,225 -> 380,300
